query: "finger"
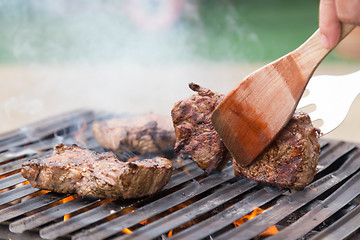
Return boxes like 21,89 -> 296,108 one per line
336,0 -> 360,25
319,0 -> 341,49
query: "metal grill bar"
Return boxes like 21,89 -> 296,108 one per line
1,110 -> 359,240
0,159 -> 23,175
118,179 -> 258,240
7,162 -> 202,235
0,184 -> 39,205
0,110 -> 96,152
0,109 -> 92,140
163,164 -> 204,190
170,159 -> 192,169
1,151 -> 52,177
169,141 -> 358,240
316,141 -> 356,173
0,224 -> 43,240
10,197 -> 98,234
0,173 -> 26,190
40,201 -> 129,239
35,162 -> 203,239
317,138 -> 330,148
217,150 -> 360,240
171,187 -> 284,240
266,168 -> 360,240
310,201 -> 360,240
0,129 -> 95,165
0,193 -> 65,223
68,167 -> 236,240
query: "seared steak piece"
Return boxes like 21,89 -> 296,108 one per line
233,111 -> 320,190
171,83 -> 231,173
92,113 -> 176,155
21,144 -> 173,199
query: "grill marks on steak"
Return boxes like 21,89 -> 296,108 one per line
233,111 -> 321,190
92,113 -> 176,156
21,144 -> 173,199
171,83 -> 231,173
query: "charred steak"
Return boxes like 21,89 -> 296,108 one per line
21,144 -> 173,199
92,113 -> 176,155
171,83 -> 231,173
233,111 -> 320,190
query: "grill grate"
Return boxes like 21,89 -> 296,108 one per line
0,109 -> 360,240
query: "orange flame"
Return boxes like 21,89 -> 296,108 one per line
233,207 -> 278,236
122,228 -> 133,234
120,219 -> 147,234
0,171 -> 19,179
168,230 -> 173,237
62,195 -> 76,221
139,219 -> 147,225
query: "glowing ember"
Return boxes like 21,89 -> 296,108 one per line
63,214 -> 71,221
122,228 -> 133,234
233,207 -> 279,236
62,195 -> 76,221
168,230 -> 173,237
139,219 -> 147,225
0,171 -> 20,179
40,190 -> 51,194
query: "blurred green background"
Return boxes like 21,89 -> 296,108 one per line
0,0 -> 327,64
1,0 -> 360,142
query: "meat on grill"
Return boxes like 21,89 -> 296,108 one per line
233,111 -> 321,190
21,144 -> 173,199
92,113 -> 176,156
171,83 -> 231,173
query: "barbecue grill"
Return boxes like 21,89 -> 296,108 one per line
1,109 -> 360,240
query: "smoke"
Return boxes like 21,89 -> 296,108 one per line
0,0 -> 260,133
0,0 -> 262,64
0,0 -> 201,64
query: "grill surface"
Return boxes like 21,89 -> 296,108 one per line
0,109 -> 360,240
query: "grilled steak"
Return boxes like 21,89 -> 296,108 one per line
92,113 -> 176,155
233,111 -> 320,190
21,144 -> 173,199
171,83 -> 231,173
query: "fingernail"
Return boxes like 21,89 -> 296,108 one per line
321,34 -> 330,49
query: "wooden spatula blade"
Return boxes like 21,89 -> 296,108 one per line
212,54 -> 304,166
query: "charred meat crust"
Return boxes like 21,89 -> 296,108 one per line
171,82 -> 230,173
233,111 -> 321,190
173,83 -> 320,190
21,144 -> 173,199
92,113 -> 176,155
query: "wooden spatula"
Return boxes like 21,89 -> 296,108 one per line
211,23 -> 355,167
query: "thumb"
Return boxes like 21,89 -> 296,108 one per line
319,0 -> 341,49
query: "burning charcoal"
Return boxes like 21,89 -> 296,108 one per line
21,144 -> 173,199
92,113 -> 176,156
233,111 -> 321,190
171,83 -> 231,173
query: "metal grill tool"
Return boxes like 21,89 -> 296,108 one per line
298,70 -> 360,134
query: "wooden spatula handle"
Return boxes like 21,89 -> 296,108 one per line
282,23 -> 355,109
211,23 -> 355,167
295,23 -> 355,78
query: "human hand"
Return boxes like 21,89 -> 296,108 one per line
319,0 -> 360,49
